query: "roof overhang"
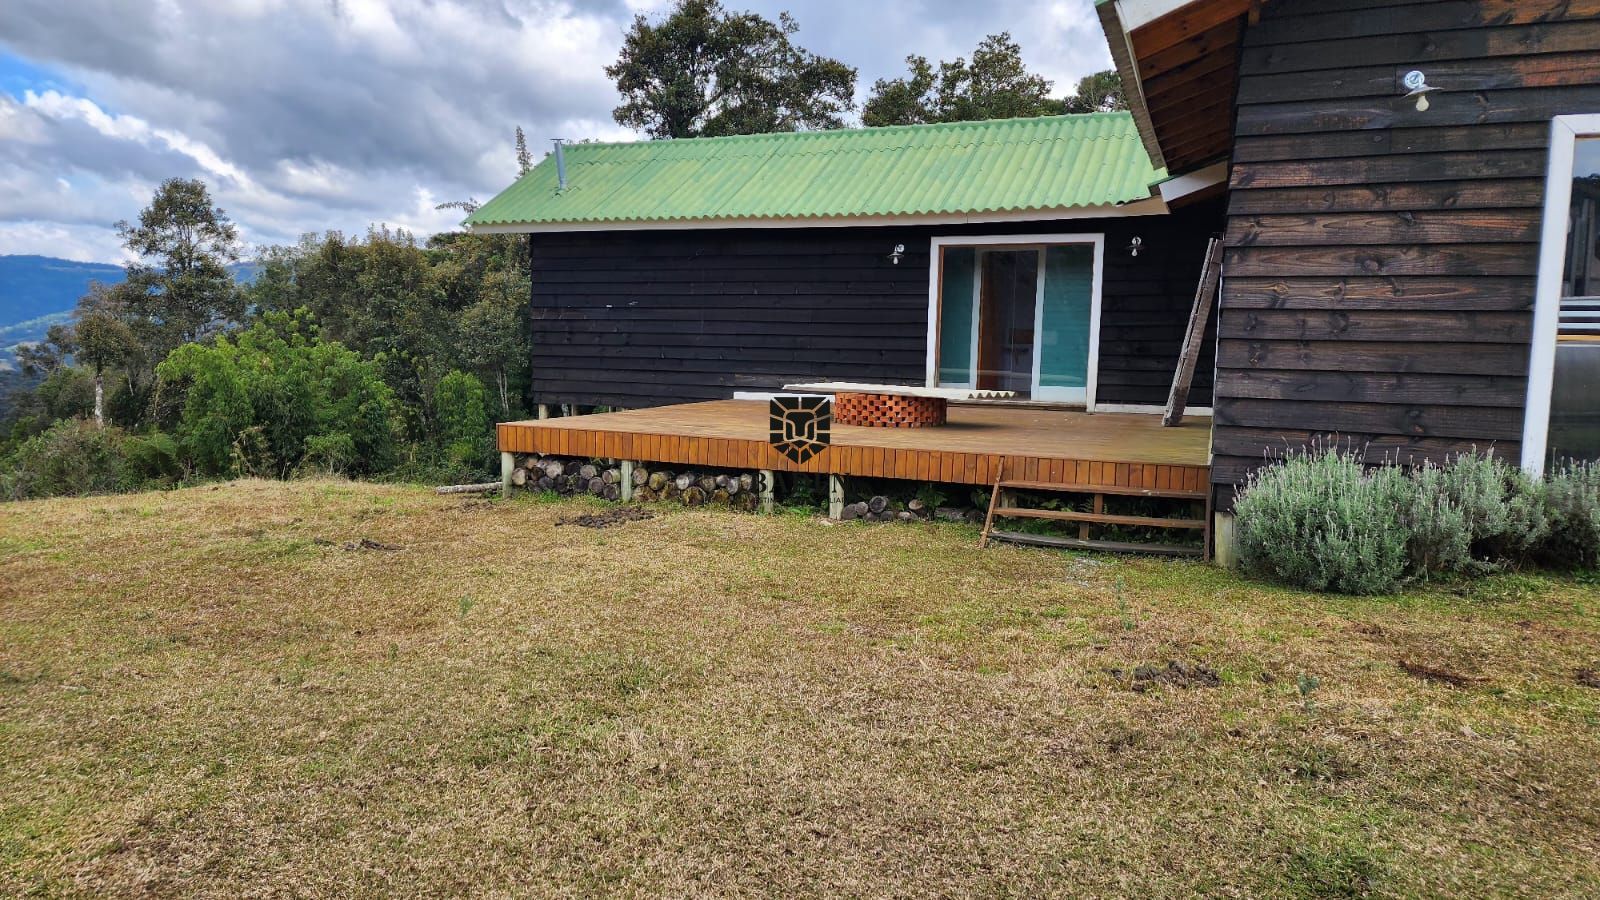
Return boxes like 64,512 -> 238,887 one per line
466,197 -> 1173,234
1097,0 -> 1258,176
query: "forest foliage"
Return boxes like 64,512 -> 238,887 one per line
2,178 -> 526,499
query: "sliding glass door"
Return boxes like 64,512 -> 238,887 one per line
930,237 -> 1101,404
1528,119 -> 1600,472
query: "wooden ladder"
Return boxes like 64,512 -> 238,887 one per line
1163,236 -> 1224,427
980,468 -> 1211,559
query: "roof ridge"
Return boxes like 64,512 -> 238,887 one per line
565,133 -> 1143,164
561,111 -> 1137,151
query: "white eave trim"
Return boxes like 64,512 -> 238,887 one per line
1097,1 -> 1168,171
1116,0 -> 1203,31
1158,161 -> 1230,203
467,197 -> 1172,234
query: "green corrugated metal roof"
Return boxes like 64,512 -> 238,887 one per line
466,112 -> 1164,229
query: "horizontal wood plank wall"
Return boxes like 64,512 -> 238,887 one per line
1213,0 -> 1600,508
526,200 -> 1224,410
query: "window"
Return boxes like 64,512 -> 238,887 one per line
1526,118 -> 1600,473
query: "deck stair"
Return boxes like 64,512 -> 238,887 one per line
980,469 -> 1211,559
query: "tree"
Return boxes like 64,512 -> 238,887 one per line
433,370 -> 491,475
457,281 -> 527,418
515,126 -> 534,177
1063,70 -> 1125,114
72,284 -> 141,427
116,178 -> 245,356
862,33 -> 1068,127
607,0 -> 856,139
15,323 -> 75,377
156,311 -> 395,477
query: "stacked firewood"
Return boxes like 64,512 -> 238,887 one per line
634,468 -> 760,511
838,496 -> 936,523
508,453 -> 760,511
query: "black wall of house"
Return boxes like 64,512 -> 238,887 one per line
526,197 -> 1224,410
1213,0 -> 1600,509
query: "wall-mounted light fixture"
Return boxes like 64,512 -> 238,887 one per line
1403,70 -> 1439,112
1126,236 -> 1143,258
888,243 -> 906,265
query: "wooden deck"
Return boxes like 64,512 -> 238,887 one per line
499,401 -> 1211,493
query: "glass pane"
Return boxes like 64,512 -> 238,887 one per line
1549,138 -> 1600,466
1549,343 -> 1600,465
978,250 -> 1038,396
936,247 -> 976,386
1564,139 -> 1600,299
1039,244 -> 1093,391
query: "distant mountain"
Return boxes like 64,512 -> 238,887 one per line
0,255 -> 125,328
0,254 -> 259,371
0,254 -> 261,328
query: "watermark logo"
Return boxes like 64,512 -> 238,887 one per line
769,395 -> 831,464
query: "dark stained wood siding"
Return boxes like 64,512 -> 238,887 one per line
527,199 -> 1223,410
1213,0 -> 1600,507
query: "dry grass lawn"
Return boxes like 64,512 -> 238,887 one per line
3,478 -> 1600,897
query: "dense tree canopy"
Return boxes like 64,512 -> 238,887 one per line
862,34 -> 1123,127
156,311 -> 396,477
607,0 -> 856,138
1063,70 -> 1126,114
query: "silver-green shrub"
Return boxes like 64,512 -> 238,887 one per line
1237,447 -> 1592,592
1401,451 -> 1549,577
1234,447 -> 1410,595
1542,461 -> 1600,569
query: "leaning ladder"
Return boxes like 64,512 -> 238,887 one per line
980,466 -> 1212,559
1163,236 -> 1225,427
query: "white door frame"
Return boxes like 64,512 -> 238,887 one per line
1522,114 -> 1600,474
925,233 -> 1105,409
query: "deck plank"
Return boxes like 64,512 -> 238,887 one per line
498,400 -> 1211,489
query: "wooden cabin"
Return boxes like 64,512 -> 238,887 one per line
470,0 -> 1600,558
467,114 -> 1226,413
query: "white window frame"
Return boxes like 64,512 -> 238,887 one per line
925,233 -> 1106,409
1522,114 -> 1600,474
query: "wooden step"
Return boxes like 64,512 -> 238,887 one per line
992,507 -> 1206,530
997,479 -> 1206,500
986,530 -> 1203,557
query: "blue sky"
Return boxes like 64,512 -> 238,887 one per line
0,53 -> 70,99
0,0 -> 1112,265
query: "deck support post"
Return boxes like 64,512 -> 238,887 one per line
1212,511 -> 1239,569
828,474 -> 845,519
537,404 -> 550,420
620,460 -> 634,502
500,451 -> 515,499
759,470 -> 775,514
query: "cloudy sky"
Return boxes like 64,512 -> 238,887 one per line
0,0 -> 1112,264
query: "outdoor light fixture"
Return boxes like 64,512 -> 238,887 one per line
888,243 -> 906,265
1126,236 -> 1143,258
1403,70 -> 1439,112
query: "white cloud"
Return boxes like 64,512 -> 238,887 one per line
0,0 -> 1119,263
0,220 -> 134,263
